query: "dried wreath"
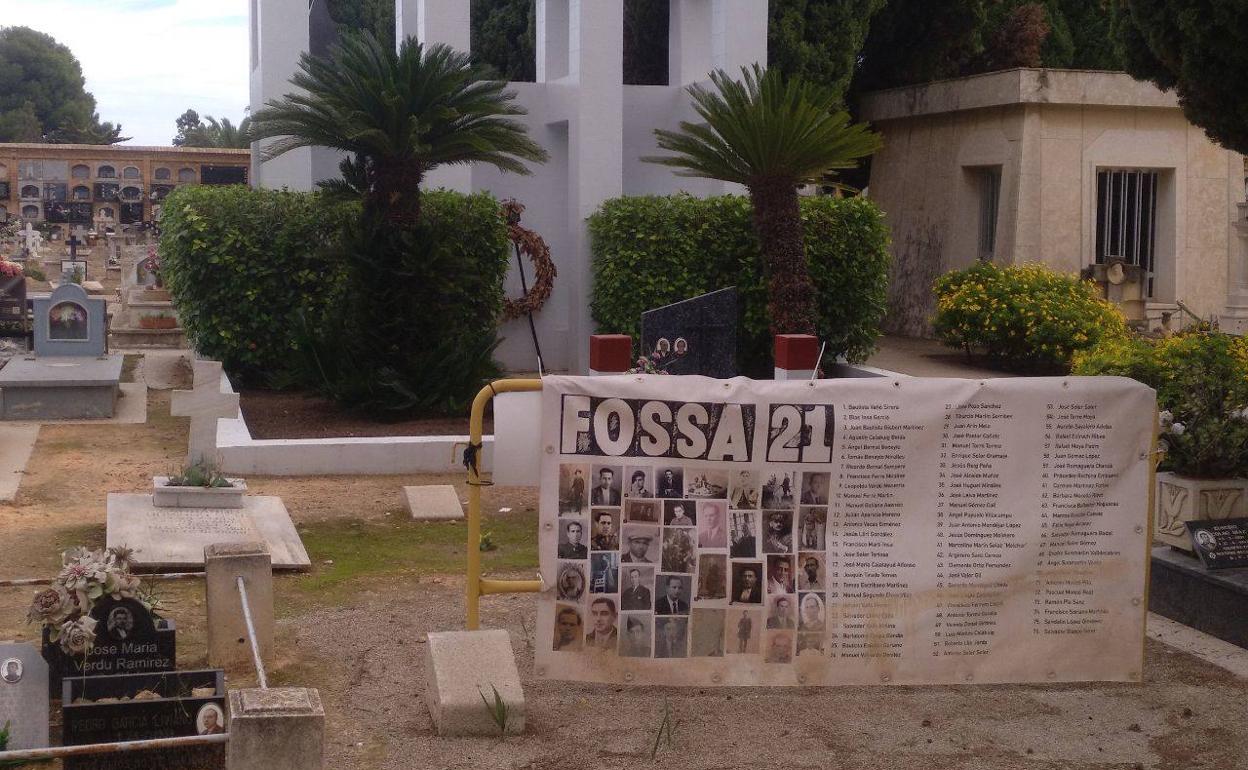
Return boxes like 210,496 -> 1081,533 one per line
500,200 -> 556,322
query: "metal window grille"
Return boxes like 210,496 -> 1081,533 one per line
1096,169 -> 1159,296
977,168 -> 1002,260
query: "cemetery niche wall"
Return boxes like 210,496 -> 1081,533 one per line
536,374 -> 1155,686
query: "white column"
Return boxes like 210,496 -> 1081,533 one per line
565,0 -> 625,372
399,0 -> 473,193
712,0 -> 767,73
669,0 -> 712,86
537,0 -> 570,82
250,0 -> 314,190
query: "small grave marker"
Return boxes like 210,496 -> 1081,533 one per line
1187,518 -> 1248,570
640,287 -> 738,377
403,485 -> 466,521
0,642 -> 49,750
42,596 -> 176,694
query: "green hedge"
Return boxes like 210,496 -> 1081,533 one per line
589,194 -> 890,372
159,186 -> 510,395
159,185 -> 350,377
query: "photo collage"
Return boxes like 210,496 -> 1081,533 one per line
553,462 -> 832,662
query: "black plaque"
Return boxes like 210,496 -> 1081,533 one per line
42,597 -> 176,697
62,669 -> 225,770
1187,518 -> 1248,570
640,287 -> 739,378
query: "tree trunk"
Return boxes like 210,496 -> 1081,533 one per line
369,160 -> 424,227
750,179 -> 817,337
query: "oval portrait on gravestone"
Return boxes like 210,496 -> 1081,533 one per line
1,657 -> 22,684
196,703 -> 226,735
90,596 -> 156,644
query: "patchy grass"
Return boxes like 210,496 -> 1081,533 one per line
121,353 -> 141,383
288,512 -> 539,604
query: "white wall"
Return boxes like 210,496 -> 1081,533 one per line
252,0 -> 770,372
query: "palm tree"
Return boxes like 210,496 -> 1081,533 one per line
202,116 -> 252,149
249,32 -> 546,225
645,65 -> 881,336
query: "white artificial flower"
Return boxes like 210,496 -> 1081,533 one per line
1170,422 -> 1186,436
1158,410 -> 1173,425
1238,406 -> 1248,421
1157,439 -> 1169,454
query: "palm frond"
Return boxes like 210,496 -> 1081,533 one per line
645,64 -> 882,189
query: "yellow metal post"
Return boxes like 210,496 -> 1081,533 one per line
465,378 -> 544,630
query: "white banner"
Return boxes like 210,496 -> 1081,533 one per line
535,375 -> 1155,686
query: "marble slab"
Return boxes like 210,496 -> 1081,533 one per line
403,485 -> 465,521
106,494 -> 310,572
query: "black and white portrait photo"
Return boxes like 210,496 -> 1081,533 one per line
1,657 -> 22,684
728,608 -> 760,654
798,552 -> 825,591
730,469 -> 759,509
625,499 -> 660,523
760,472 -> 795,509
558,519 -> 589,559
696,553 -> 727,601
763,511 -> 794,554
764,630 -> 794,663
767,595 -> 796,629
656,466 -> 684,499
654,616 -> 688,658
663,499 -> 696,527
590,552 -> 619,594
767,554 -> 795,594
624,467 -> 652,499
655,574 -> 691,615
800,472 -> 830,505
621,566 -> 655,610
661,527 -> 697,574
621,525 -> 660,563
797,507 -> 826,550
698,500 -> 728,548
620,614 -> 652,657
591,508 -> 620,551
585,597 -> 619,651
196,703 -> 226,735
730,511 -> 758,558
557,562 -> 587,601
558,463 -> 590,516
590,464 -> 623,506
730,562 -> 763,604
553,605 -> 583,652
107,605 -> 135,641
799,592 -> 826,632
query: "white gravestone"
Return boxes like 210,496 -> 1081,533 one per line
171,360 -> 240,467
0,643 -> 50,750
106,494 -> 311,571
19,223 -> 41,258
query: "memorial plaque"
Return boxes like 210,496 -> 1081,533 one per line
640,287 -> 738,378
107,494 -> 310,571
1187,518 -> 1248,570
62,669 -> 225,770
42,597 -> 175,696
536,375 -> 1154,686
0,642 -> 49,750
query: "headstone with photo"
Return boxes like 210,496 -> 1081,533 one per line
33,283 -> 107,357
41,596 -> 176,696
1187,518 -> 1248,570
640,287 -> 738,378
62,669 -> 226,770
0,642 -> 50,750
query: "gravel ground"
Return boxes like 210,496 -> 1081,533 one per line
293,582 -> 1248,770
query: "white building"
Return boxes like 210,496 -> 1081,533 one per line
250,0 -> 767,373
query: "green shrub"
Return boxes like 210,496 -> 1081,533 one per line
932,262 -> 1129,371
589,194 -> 890,373
289,191 -> 510,415
158,185 -> 350,379
1073,331 -> 1248,478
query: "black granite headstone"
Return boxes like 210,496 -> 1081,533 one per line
1187,518 -> 1248,570
640,287 -> 738,378
42,597 -> 176,697
62,669 -> 225,770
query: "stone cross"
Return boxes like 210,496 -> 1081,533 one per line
67,234 -> 83,259
171,359 -> 241,467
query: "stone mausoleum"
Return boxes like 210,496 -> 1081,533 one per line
250,0 -> 765,373
861,68 -> 1248,336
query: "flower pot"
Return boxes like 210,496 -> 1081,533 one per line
1154,471 -> 1248,550
152,476 -> 246,509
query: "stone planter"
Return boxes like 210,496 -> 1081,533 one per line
152,476 -> 246,509
1154,471 -> 1248,549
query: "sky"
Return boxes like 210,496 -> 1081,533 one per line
0,0 -> 250,146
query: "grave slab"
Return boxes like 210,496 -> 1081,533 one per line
424,629 -> 524,736
106,494 -> 310,572
640,287 -> 738,378
1149,546 -> 1248,650
0,424 -> 38,501
0,355 -> 123,420
403,485 -> 466,521
0,642 -> 49,751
